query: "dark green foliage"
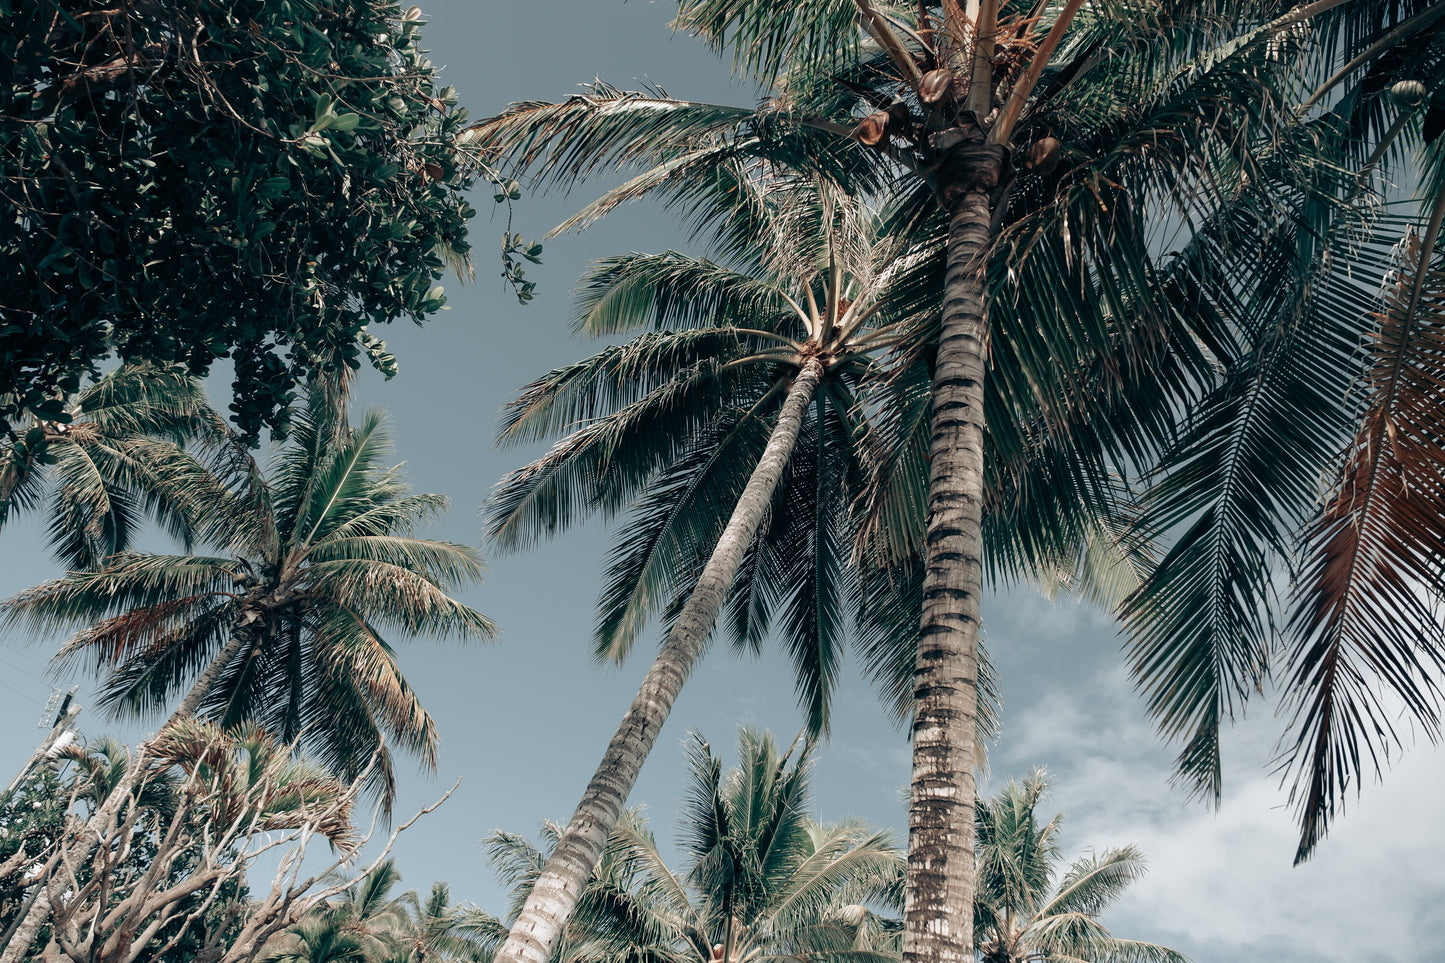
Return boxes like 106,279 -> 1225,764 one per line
0,0 -> 479,440
0,764 -> 69,939
484,728 -> 904,963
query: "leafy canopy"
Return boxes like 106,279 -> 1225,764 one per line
0,0 -> 481,440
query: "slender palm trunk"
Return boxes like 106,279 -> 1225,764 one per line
0,627 -> 254,963
493,358 -> 827,963
902,190 -> 993,963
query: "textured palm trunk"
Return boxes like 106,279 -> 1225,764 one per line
0,627 -> 253,963
493,358 -> 827,963
902,190 -> 993,963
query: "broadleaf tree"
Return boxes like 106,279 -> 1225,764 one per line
0,0 -> 489,440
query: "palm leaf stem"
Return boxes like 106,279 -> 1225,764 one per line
1296,3 -> 1445,114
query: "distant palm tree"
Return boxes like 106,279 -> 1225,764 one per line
973,772 -> 1186,963
0,386 -> 496,963
4,386 -> 496,799
262,916 -> 370,963
391,881 -> 498,963
486,728 -> 904,963
279,860 -> 495,963
0,362 -> 237,569
484,174 -> 967,963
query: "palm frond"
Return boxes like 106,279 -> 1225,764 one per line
1281,208 -> 1445,862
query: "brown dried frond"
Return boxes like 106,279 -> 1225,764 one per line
1285,229 -> 1445,860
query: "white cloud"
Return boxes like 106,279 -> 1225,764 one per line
989,662 -> 1445,963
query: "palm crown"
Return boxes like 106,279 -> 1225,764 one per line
2,389 -> 496,802
488,173 -> 953,733
473,0 -> 1445,863
0,363 -> 240,570
486,728 -> 904,963
974,772 -> 1186,963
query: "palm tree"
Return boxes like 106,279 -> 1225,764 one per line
389,881 -> 497,963
0,387 -> 495,961
485,727 -> 904,963
262,917 -> 370,963
41,721 -> 358,963
0,362 -> 237,569
482,173 -> 969,963
4,387 -> 494,796
468,8 -> 1297,963
323,860 -> 416,960
471,2 -> 1445,955
276,861 -> 495,963
973,772 -> 1186,963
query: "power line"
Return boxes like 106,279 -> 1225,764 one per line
0,652 -> 48,688
0,674 -> 42,708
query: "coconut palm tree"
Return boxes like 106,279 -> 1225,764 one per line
0,387 -> 495,962
482,171 -> 1053,963
468,9 -> 1299,962
283,860 -> 495,963
387,880 -> 497,963
262,917 -> 371,963
0,362 -> 238,570
973,772 -> 1186,963
3,387 -> 495,797
485,727 -> 904,963
470,3 -> 1445,956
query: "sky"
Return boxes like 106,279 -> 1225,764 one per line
2,3 -> 1442,961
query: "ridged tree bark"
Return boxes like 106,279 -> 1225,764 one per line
0,626 -> 255,963
903,189 -> 994,963
493,357 -> 827,963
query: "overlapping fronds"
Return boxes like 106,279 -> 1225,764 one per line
149,719 -> 356,846
974,771 -> 1186,963
1,389 -> 492,809
673,0 -> 863,83
1281,211 -> 1445,862
0,362 -> 242,569
488,727 -> 903,963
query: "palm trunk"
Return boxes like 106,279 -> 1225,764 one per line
493,357 -> 827,963
0,626 -> 254,963
902,190 -> 993,963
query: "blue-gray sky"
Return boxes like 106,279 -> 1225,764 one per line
2,3 -> 1440,960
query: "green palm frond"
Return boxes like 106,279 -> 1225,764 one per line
1036,846 -> 1150,920
574,253 -> 802,338
1,362 -> 241,569
673,0 -> 862,83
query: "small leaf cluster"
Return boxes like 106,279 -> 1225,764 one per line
0,0 -> 480,440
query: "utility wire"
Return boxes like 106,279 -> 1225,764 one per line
0,652 -> 48,688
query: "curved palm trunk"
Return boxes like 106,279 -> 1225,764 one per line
903,191 -> 993,963
493,358 -> 827,963
0,627 -> 254,963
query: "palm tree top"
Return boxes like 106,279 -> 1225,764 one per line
484,727 -> 905,963
2,388 -> 497,805
975,771 -> 1188,963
